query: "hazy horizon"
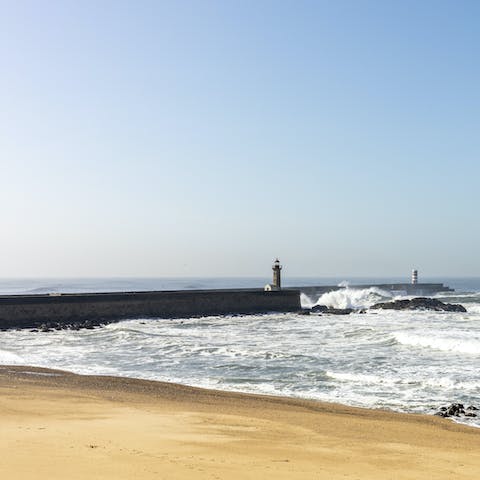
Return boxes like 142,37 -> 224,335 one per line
1,1 -> 479,278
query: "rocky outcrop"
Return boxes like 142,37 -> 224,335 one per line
371,297 -> 466,312
29,319 -> 105,333
308,297 -> 466,315
310,305 -> 353,315
311,305 -> 329,313
435,403 -> 478,418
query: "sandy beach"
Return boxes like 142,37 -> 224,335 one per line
0,366 -> 479,479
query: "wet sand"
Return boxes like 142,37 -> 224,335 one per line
1,365 -> 479,479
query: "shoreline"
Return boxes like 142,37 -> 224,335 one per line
1,365 -> 480,479
0,364 -> 476,430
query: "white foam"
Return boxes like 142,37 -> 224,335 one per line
15,370 -> 63,377
1,308 -> 480,427
394,331 -> 480,355
314,287 -> 392,309
0,349 -> 24,364
326,371 -> 383,384
300,292 -> 315,308
464,305 -> 480,314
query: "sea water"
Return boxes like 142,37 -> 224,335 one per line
0,277 -> 479,427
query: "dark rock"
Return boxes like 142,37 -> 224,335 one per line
324,308 -> 353,315
297,310 -> 311,315
446,403 -> 465,417
371,297 -> 466,313
434,403 -> 478,419
311,304 -> 329,313
310,305 -> 352,315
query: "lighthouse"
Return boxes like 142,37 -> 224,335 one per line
272,258 -> 282,289
412,269 -> 418,285
264,259 -> 283,291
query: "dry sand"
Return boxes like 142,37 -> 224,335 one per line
1,365 -> 479,479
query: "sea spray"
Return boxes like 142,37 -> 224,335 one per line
303,287 -> 393,310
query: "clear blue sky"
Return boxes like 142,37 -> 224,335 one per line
1,0 -> 478,277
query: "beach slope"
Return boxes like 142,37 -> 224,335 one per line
1,365 -> 479,479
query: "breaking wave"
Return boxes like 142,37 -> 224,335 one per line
301,287 -> 393,310
394,332 -> 480,355
326,370 -> 479,391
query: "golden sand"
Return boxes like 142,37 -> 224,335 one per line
1,365 -> 479,479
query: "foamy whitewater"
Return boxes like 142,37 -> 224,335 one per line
0,277 -> 479,427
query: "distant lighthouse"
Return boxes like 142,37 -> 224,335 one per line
412,269 -> 418,285
272,258 -> 282,289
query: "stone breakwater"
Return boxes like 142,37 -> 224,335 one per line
290,282 -> 454,297
0,283 -> 457,330
0,289 -> 301,331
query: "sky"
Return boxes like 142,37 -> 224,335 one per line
0,0 -> 479,278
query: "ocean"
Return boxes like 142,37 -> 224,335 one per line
0,277 -> 479,427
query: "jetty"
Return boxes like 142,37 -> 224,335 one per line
288,267 -> 453,297
0,288 -> 300,330
289,282 -> 453,297
0,262 -> 454,330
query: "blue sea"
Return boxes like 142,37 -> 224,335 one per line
0,277 -> 479,427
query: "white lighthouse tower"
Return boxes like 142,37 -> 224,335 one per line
412,269 -> 418,285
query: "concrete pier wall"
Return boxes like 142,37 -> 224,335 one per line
0,282 -> 455,330
290,283 -> 453,297
0,289 -> 301,330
